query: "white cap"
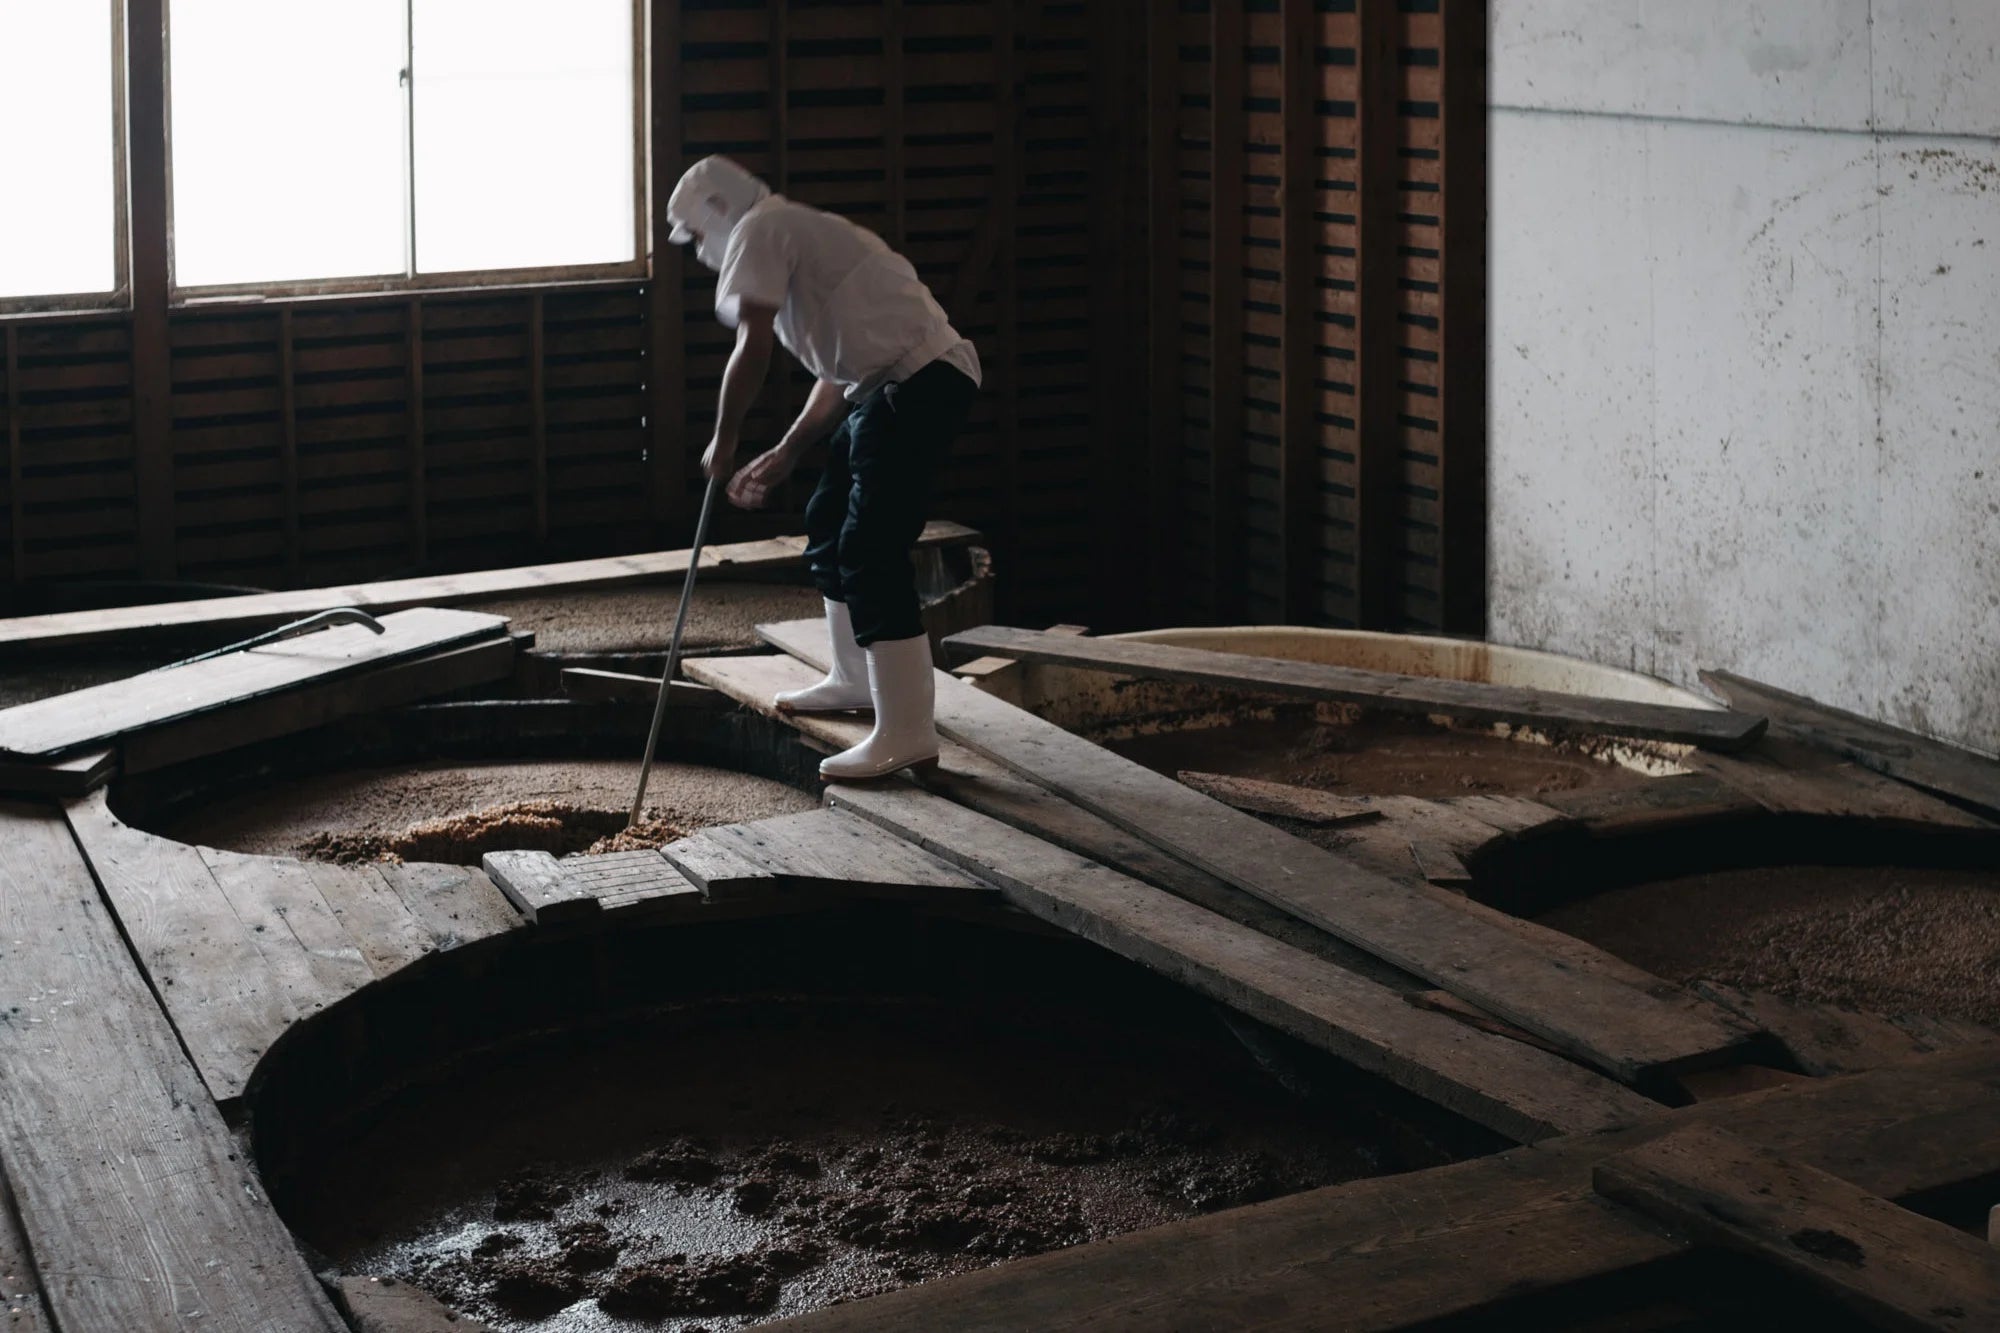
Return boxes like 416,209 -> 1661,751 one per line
665,156 -> 771,249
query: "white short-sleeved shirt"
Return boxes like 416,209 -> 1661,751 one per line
714,196 -> 982,400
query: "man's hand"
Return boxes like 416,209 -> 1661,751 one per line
701,433 -> 738,482
726,443 -> 799,509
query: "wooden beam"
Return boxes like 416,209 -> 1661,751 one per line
1437,0 -> 1489,636
1176,771 -> 1387,827
529,292 -> 548,545
1278,0 -> 1318,624
648,0 -> 688,533
405,298 -> 428,566
830,782 -> 1654,1142
765,617 -> 1759,1085
1702,669 -> 2000,816
278,309 -> 301,582
0,520 -> 979,653
5,325 -> 20,583
1145,0 -> 1179,625
664,808 -> 988,901
0,801 -> 345,1329
1208,0 -> 1247,624
1595,1124 -> 2000,1333
942,625 -> 1770,751
127,0 -> 173,579
1353,0 -> 1400,628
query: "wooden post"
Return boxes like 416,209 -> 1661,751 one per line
995,0 -> 1020,619
1145,0 -> 1180,625
1353,0 -> 1400,630
5,326 -> 21,582
529,293 -> 548,545
278,310 -> 299,583
1278,0 -> 1317,625
406,299 -> 427,567
885,0 -> 907,250
1088,0 -> 1145,628
647,0 -> 688,536
1437,0 -> 1488,637
127,0 -> 173,578
1207,0 -> 1246,625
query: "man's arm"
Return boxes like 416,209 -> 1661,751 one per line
779,378 -> 849,454
724,378 -> 848,511
701,299 -> 778,480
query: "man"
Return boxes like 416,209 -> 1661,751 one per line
666,156 -> 979,781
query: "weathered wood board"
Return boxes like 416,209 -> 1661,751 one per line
1595,1124 -> 2000,1332
829,781 -> 1657,1143
944,625 -> 1768,751
558,667 -> 726,708
0,800 -> 344,1331
0,746 -> 117,798
763,619 -> 1756,1086
1174,770 -> 1386,826
1686,736 -> 1994,831
0,521 -> 978,653
482,849 -> 701,924
664,809 -> 987,899
0,608 -> 509,758
1703,669 -> 2000,817
771,1045 -> 2000,1333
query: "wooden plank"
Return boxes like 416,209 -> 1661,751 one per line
550,850 -> 701,912
0,801 -> 344,1330
481,849 -> 595,924
1442,792 -> 1572,837
770,618 -> 1755,1085
1594,1125 -> 2000,1333
0,521 -> 979,652
557,666 -> 727,709
307,862 -> 435,978
830,782 -> 1655,1142
129,0 -> 174,579
685,651 -> 1427,993
943,625 -> 1768,751
1175,770 -> 1387,827
0,747 -> 117,798
198,847 -> 373,1021
64,791 -> 300,1103
372,861 -> 522,950
1691,982 -> 1941,1077
1407,838 -> 1472,887
1703,669 -> 2000,817
121,633 -> 519,775
773,1046 -> 2000,1333
663,809 -> 987,899
1686,736 -> 1994,830
0,1166 -> 50,1332
0,608 -> 509,758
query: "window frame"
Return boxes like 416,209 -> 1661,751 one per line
161,0 -> 651,306
0,0 -> 132,317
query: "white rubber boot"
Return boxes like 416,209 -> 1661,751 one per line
775,599 -> 872,713
819,634 -> 940,781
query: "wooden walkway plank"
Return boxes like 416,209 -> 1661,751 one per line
763,619 -> 1757,1086
1703,669 -> 2000,816
665,809 -> 987,899
0,608 -> 510,759
769,1046 -> 2000,1333
944,625 -> 1768,751
480,849 -> 700,924
684,653 -> 1427,993
373,862 -> 523,950
558,667 -> 727,709
0,747 -> 117,799
64,792 -> 301,1104
199,848 -> 374,1018
306,861 -> 436,978
1685,736 -> 1994,831
0,1168 -> 49,1332
0,800 -> 345,1332
1692,982 -> 1943,1077
0,522 -> 980,653
120,633 -> 522,777
1594,1124 -> 2000,1333
829,781 -> 1658,1143
1174,770 -> 1386,826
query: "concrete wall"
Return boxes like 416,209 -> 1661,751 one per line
1488,1 -> 2000,755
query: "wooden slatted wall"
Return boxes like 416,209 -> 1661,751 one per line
1147,0 -> 1484,633
0,0 -> 1481,633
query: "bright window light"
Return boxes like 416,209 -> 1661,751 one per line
169,0 -> 407,288
412,0 -> 637,274
0,2 -> 119,300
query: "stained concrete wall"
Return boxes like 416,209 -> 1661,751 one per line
1488,1 -> 2000,755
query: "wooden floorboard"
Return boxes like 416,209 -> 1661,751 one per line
830,781 -> 1658,1143
0,609 -> 509,758
664,809 -> 988,899
0,1168 -> 49,1332
0,521 -> 980,653
373,862 -> 522,949
944,625 -> 1768,751
1703,669 -> 2000,816
0,800 -> 344,1332
768,1045 -> 2000,1333
761,620 -> 1757,1086
1595,1124 -> 2000,1332
1685,735 -> 1994,831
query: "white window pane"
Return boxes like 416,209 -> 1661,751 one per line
0,2 -> 118,299
170,0 -> 405,287
412,0 -> 635,275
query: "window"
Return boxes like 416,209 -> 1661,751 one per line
168,0 -> 641,294
0,2 -> 122,306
